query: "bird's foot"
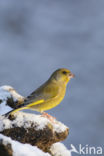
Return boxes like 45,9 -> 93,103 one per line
41,112 -> 56,123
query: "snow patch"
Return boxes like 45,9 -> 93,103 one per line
1,85 -> 24,100
53,121 -> 68,133
0,112 -> 68,133
0,85 -> 24,115
50,142 -> 71,156
0,134 -> 50,156
0,86 -> 13,115
0,112 -> 49,131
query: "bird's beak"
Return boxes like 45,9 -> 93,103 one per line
69,72 -> 75,78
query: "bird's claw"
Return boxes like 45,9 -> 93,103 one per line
41,112 -> 56,123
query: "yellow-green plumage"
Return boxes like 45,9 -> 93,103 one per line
7,68 -> 74,115
30,82 -> 66,112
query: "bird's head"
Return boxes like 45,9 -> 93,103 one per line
50,68 -> 75,85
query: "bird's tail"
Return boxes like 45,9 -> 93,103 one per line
4,105 -> 28,117
3,99 -> 44,117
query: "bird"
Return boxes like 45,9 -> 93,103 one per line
5,68 -> 75,120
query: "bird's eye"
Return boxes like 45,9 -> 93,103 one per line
62,71 -> 67,75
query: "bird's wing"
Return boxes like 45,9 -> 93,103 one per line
22,83 -> 59,107
6,83 -> 59,115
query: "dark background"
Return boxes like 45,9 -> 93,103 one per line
0,1 -> 104,155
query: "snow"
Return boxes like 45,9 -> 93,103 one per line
53,121 -> 68,133
50,142 -> 71,156
0,86 -> 11,100
0,112 -> 48,131
0,111 -> 68,133
0,101 -> 12,115
0,85 -> 24,115
50,143 -> 79,156
0,86 -> 13,115
1,85 -> 24,101
0,134 -> 50,156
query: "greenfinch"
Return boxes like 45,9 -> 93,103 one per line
5,68 -> 74,117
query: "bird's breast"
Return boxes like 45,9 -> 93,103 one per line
41,86 -> 66,111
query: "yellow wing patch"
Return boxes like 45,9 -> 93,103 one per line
9,99 -> 45,115
27,99 -> 45,107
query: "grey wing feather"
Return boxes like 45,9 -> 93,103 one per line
23,83 -> 49,105
22,81 -> 59,107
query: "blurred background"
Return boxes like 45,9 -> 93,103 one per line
0,0 -> 104,155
